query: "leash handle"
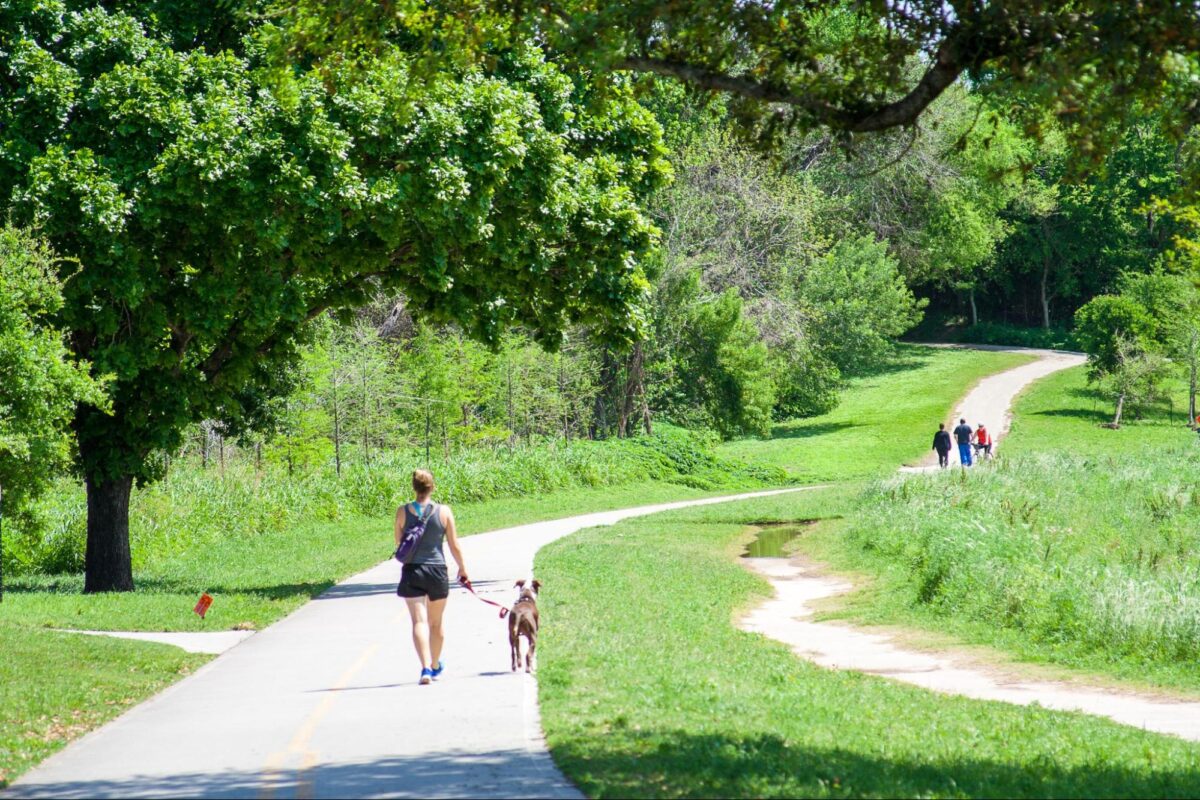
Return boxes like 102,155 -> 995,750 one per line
459,577 -> 509,619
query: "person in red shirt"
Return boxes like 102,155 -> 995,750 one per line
974,423 -> 992,459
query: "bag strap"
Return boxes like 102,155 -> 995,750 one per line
409,501 -> 436,525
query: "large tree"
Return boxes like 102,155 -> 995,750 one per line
0,3 -> 668,590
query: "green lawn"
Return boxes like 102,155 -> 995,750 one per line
0,344 -> 1046,789
536,490 -> 1200,798
0,626 -> 205,788
3,481 -> 733,634
1004,363 -> 1194,456
801,362 -> 1200,693
719,344 -> 1033,481
0,480 -> 752,788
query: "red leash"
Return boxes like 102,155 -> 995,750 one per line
458,577 -> 509,619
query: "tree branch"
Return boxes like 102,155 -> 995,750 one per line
617,56 -> 835,116
619,28 -> 984,135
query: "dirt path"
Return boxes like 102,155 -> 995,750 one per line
903,345 -> 1084,470
742,347 -> 1200,743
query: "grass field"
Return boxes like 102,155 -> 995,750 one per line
719,345 -> 1033,481
0,628 -> 204,788
0,427 -> 790,787
0,344 -> 1044,789
536,489 -> 1200,798
806,363 -> 1200,692
1003,364 -> 1193,456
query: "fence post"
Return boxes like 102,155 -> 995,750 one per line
425,404 -> 431,465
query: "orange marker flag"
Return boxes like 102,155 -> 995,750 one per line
193,592 -> 214,619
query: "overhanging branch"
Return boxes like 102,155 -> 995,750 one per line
619,30 -> 981,135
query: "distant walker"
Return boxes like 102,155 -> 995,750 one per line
952,419 -> 973,467
932,423 -> 952,468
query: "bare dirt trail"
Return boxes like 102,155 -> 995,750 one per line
741,346 -> 1200,743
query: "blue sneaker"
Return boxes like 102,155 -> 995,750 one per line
430,660 -> 445,681
419,668 -> 434,685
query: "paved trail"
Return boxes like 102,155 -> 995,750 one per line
7,488 -> 815,799
17,344 -> 1191,799
743,347 -> 1200,744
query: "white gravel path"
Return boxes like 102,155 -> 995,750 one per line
742,347 -> 1200,744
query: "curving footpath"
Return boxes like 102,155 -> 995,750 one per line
743,346 -> 1200,744
6,488 -> 817,799
17,344 -> 1183,800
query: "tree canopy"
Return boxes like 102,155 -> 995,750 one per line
0,1 -> 668,590
276,1 -> 1200,165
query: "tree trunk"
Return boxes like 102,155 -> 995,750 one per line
591,351 -> 616,440
333,393 -> 342,476
84,473 -> 134,593
1040,255 -> 1051,330
506,358 -> 515,449
1040,220 -> 1053,330
968,288 -> 978,327
1112,392 -> 1126,429
361,373 -> 370,465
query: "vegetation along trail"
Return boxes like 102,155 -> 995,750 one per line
742,346 -> 1200,743
5,489 -> 817,799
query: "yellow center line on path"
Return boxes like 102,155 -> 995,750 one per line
259,642 -> 382,799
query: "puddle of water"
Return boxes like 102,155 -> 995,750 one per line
742,523 -> 812,558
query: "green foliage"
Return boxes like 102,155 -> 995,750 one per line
278,1 -> 1200,169
914,320 -> 1081,351
0,226 -> 105,527
536,489 -> 1200,799
847,445 -> 1200,677
7,426 -> 785,577
0,0 -> 667,493
1074,295 -> 1156,377
801,235 -> 923,372
677,289 -> 775,438
647,131 -> 922,426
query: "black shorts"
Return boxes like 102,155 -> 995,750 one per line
397,563 -> 449,600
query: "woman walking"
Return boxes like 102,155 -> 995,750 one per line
394,469 -> 469,685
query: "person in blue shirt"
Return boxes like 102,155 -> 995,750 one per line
953,419 -> 974,466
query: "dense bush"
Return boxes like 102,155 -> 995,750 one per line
912,320 -> 1081,351
8,426 -> 787,576
847,448 -> 1200,666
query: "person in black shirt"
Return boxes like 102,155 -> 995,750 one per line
932,423 -> 952,468
953,418 -> 974,466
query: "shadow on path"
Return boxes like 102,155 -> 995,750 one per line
5,749 -> 570,799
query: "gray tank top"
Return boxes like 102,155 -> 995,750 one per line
404,501 -> 446,566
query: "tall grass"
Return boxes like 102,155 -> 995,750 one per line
846,445 -> 1200,666
9,426 -> 787,577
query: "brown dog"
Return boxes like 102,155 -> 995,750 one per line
509,579 -> 540,673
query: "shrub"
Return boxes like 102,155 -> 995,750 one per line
8,426 -> 789,576
846,448 -> 1200,667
